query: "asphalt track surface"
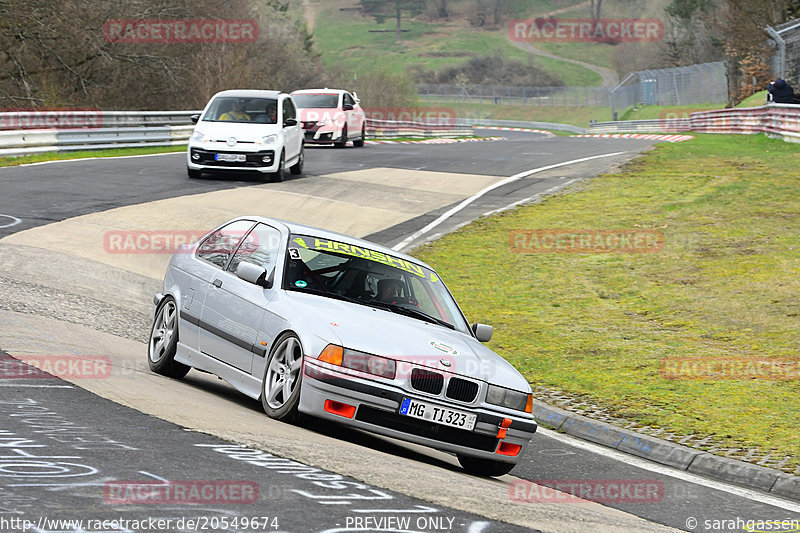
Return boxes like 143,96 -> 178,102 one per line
1,130 -> 799,532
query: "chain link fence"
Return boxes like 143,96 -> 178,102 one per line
418,62 -> 728,117
767,18 -> 800,84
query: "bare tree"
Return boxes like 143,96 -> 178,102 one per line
0,0 -> 326,110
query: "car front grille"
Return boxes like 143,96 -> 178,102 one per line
190,148 -> 274,167
410,368 -> 444,395
446,377 -> 479,403
355,406 -> 498,452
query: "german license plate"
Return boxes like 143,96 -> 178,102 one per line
399,398 -> 476,431
215,153 -> 246,162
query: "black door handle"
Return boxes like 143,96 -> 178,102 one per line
213,279 -> 222,288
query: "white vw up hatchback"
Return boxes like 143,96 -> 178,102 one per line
187,89 -> 304,182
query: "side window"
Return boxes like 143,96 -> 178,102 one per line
283,98 -> 296,121
196,220 -> 254,269
227,223 -> 282,275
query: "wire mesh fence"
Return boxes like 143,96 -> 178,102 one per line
767,18 -> 800,84
418,62 -> 728,113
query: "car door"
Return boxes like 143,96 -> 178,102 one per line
182,219 -> 255,351
281,96 -> 302,161
198,222 -> 283,374
342,92 -> 362,138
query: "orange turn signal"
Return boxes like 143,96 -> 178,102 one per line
525,394 -> 533,414
318,344 -> 343,366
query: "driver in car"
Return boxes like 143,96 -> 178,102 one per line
376,278 -> 404,303
220,99 -> 251,121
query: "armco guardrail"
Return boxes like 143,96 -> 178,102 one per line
365,118 -> 471,138
457,118 -> 587,134
589,104 -> 800,142
0,110 -> 200,157
0,111 -> 582,157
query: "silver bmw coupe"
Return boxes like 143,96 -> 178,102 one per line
148,216 -> 537,476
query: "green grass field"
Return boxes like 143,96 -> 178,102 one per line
0,145 -> 185,167
312,1 -> 603,87
413,134 -> 800,469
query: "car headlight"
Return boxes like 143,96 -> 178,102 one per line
259,135 -> 278,145
486,384 -> 533,413
318,345 -> 396,379
191,131 -> 206,143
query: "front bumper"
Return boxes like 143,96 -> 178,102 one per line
301,125 -> 344,144
299,360 -> 537,463
187,147 -> 278,173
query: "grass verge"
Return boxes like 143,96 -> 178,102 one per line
414,133 -> 800,470
0,145 -> 185,167
312,1 -> 602,87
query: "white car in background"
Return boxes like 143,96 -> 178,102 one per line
291,89 -> 366,148
187,89 -> 304,182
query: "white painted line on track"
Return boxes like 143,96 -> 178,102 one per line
0,214 -> 21,228
536,426 -> 800,513
482,178 -> 580,218
391,152 -> 626,252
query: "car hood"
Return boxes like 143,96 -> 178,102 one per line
298,108 -> 346,123
283,291 -> 529,391
194,121 -> 281,142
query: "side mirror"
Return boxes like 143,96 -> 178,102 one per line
472,323 -> 493,342
284,118 -> 298,127
342,104 -> 354,111
190,114 -> 200,124
236,262 -> 272,288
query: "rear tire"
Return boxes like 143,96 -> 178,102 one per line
334,126 -> 348,148
148,297 -> 190,379
457,455 -> 515,477
353,124 -> 365,147
269,151 -> 285,182
261,333 -> 304,423
187,167 -> 202,179
290,144 -> 304,175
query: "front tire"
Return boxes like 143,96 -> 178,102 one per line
353,124 -> 365,147
334,126 -> 348,148
290,144 -> 304,175
457,455 -> 515,477
261,333 -> 304,423
148,297 -> 190,379
188,167 -> 202,179
269,151 -> 285,182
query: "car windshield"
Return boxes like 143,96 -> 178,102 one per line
283,234 -> 470,334
202,97 -> 278,124
292,93 -> 340,109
